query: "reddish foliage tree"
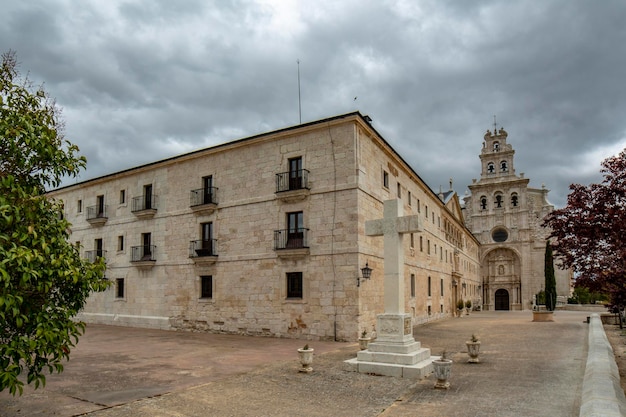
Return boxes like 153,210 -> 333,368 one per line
543,149 -> 626,306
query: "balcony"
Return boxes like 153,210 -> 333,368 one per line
131,245 -> 156,268
275,169 -> 310,202
85,250 -> 107,263
131,195 -> 157,219
274,228 -> 309,258
190,187 -> 219,214
86,205 -> 108,226
189,239 -> 218,264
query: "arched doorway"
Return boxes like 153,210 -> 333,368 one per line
482,248 -> 521,310
495,289 -> 510,310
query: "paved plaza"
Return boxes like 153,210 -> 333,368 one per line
0,310 -> 591,416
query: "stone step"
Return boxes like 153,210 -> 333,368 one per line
356,347 -> 432,365
343,356 -> 435,378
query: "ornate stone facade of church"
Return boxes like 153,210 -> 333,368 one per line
462,128 -> 571,310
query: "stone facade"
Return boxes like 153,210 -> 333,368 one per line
48,112 -> 480,341
462,128 -> 571,310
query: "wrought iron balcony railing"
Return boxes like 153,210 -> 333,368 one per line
276,169 -> 309,193
190,187 -> 219,207
85,250 -> 107,263
131,195 -> 157,212
274,228 -> 309,250
86,205 -> 107,220
189,239 -> 218,258
131,245 -> 156,262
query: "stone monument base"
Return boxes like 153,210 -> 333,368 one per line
343,342 -> 434,378
343,313 -> 435,378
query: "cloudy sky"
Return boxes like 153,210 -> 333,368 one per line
3,0 -> 626,207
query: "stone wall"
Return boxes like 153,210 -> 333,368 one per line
579,313 -> 626,417
49,113 -> 480,341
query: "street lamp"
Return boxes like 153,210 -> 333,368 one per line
357,262 -> 373,287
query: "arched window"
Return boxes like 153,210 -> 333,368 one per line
511,193 -> 519,207
480,196 -> 487,210
495,194 -> 503,208
500,161 -> 508,172
493,141 -> 500,151
487,162 -> 495,174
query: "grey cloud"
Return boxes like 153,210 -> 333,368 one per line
2,0 -> 626,207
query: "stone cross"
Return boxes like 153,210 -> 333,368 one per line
365,199 -> 421,315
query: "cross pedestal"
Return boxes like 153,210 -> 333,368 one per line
344,199 -> 435,378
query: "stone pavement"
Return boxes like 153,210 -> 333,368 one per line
0,310 -> 591,416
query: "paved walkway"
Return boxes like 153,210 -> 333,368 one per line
0,310 -> 590,416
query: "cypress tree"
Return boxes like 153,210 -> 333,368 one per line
545,240 -> 557,311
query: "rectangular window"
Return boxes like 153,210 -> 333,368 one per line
288,157 -> 303,190
200,275 -> 213,299
286,211 -> 304,248
199,222 -> 214,254
118,235 -> 124,251
397,183 -> 401,199
428,305 -> 432,315
440,278 -> 444,296
287,272 -> 303,299
417,199 -> 421,213
408,191 -> 412,206
201,222 -> 213,241
95,238 -> 103,257
202,175 -> 214,204
425,205 -> 428,218
119,189 -> 125,204
383,170 -> 389,188
428,276 -> 431,297
116,278 -> 124,298
142,232 -> 152,258
410,274 -> 415,298
96,195 -> 105,217
427,240 -> 431,255
144,184 -> 153,210
77,199 -> 82,213
410,233 -> 414,248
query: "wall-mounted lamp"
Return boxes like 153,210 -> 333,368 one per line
357,262 -> 373,287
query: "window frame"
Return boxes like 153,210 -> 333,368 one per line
286,272 -> 303,299
200,275 -> 213,299
115,278 -> 125,299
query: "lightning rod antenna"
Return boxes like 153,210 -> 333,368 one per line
297,59 -> 302,124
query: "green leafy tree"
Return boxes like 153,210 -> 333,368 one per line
0,50 -> 109,395
544,240 -> 557,311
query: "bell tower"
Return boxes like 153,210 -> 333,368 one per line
479,127 -> 516,180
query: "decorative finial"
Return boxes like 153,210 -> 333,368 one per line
493,115 -> 497,133
449,178 -> 453,191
